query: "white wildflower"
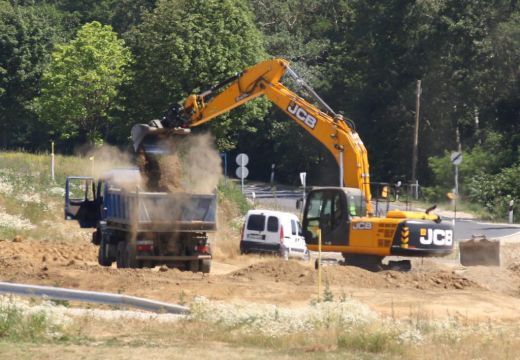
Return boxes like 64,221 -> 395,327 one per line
398,328 -> 424,344
0,207 -> 34,230
17,193 -> 42,204
189,296 -> 378,336
50,187 -> 65,197
0,176 -> 13,195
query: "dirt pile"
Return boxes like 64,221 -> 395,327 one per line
228,259 -> 315,284
226,259 -> 479,291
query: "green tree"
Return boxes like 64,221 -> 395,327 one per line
37,21 -> 133,145
124,0 -> 267,151
0,1 -> 71,149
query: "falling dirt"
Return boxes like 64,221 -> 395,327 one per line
137,132 -> 222,193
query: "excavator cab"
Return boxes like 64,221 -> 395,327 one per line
302,187 -> 365,247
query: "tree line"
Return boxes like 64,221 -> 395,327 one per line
0,0 -> 518,218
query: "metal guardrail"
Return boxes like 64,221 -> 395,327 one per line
0,282 -> 189,314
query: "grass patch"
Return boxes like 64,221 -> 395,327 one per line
218,179 -> 251,215
337,329 -> 400,354
0,303 -> 64,342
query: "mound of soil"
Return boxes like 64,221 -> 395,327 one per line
227,259 -> 479,291
228,259 -> 315,285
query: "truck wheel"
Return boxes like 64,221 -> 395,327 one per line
125,241 -> 138,268
116,241 -> 127,268
189,260 -> 200,273
98,239 -> 113,267
200,259 -> 211,274
92,229 -> 101,245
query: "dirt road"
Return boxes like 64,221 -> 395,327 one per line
2,233 -> 520,323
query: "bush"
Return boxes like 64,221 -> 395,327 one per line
467,165 -> 520,220
0,304 -> 58,342
217,180 -> 251,215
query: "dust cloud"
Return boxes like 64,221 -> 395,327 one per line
157,132 -> 222,194
83,145 -> 143,188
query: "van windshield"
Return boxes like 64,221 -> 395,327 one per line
247,214 -> 265,231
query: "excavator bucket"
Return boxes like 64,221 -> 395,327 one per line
131,121 -> 190,154
131,122 -> 190,191
459,235 -> 500,266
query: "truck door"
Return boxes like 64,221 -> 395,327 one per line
303,189 -> 349,247
64,176 -> 100,228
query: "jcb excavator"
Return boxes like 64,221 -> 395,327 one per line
132,58 -> 454,270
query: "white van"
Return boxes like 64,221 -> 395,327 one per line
240,209 -> 309,260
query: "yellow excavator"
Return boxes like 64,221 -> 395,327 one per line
132,58 -> 454,270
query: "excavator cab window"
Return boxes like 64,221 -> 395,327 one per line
303,190 -> 347,243
347,193 -> 364,218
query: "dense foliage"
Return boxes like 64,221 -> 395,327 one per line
0,0 -> 518,218
36,21 -> 132,145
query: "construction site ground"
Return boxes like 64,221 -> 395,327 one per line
2,227 -> 520,324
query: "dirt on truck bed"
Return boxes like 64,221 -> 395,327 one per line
3,233 -> 520,322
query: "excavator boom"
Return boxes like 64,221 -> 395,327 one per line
171,59 -> 373,214
131,57 -> 454,266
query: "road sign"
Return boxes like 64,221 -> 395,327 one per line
236,166 -> 249,179
299,172 -> 307,187
236,153 -> 249,167
235,153 -> 249,193
451,151 -> 463,166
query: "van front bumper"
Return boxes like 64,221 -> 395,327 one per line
240,240 -> 280,254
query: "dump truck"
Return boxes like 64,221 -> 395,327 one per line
64,168 -> 215,272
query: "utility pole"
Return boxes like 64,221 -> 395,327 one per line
411,80 -> 422,185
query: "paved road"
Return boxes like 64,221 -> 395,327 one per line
242,182 -> 520,241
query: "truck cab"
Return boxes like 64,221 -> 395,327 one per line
64,176 -> 101,228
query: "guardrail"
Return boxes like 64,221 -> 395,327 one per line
0,282 -> 189,314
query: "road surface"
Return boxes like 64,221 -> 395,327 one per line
242,182 -> 520,241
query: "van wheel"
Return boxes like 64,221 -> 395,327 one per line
280,246 -> 289,261
302,250 -> 310,262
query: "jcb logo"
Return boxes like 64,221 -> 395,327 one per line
287,102 -> 317,129
419,228 -> 453,246
352,222 -> 372,230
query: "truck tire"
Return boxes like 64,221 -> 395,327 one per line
116,241 -> 127,268
125,241 -> 138,268
98,239 -> 113,267
200,259 -> 211,274
92,229 -> 101,245
189,260 -> 200,273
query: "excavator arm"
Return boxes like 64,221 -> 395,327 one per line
134,58 -> 373,214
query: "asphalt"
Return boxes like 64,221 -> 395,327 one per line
241,181 -> 520,241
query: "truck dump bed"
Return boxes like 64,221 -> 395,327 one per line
105,189 -> 217,232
